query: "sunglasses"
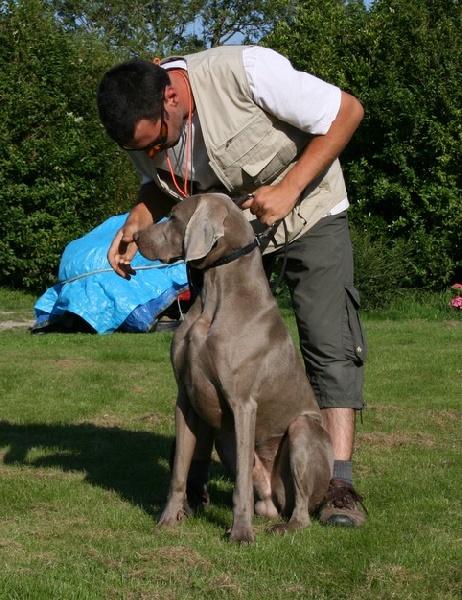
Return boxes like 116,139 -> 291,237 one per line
121,98 -> 168,158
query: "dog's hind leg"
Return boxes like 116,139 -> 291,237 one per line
269,415 -> 333,534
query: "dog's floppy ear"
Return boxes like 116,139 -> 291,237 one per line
184,197 -> 228,262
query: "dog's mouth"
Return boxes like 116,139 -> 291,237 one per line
133,231 -> 180,264
138,247 -> 183,264
163,255 -> 183,264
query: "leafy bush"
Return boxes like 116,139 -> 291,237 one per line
350,225 -> 409,311
267,0 -> 462,289
2,0 -> 462,294
347,0 -> 462,289
0,0 -> 138,292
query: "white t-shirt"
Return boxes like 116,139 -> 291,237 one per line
132,46 -> 349,214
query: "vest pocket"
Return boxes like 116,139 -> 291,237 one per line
343,285 -> 368,363
210,115 -> 306,189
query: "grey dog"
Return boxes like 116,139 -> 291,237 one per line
135,193 -> 333,543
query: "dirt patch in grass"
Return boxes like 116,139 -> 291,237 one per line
151,546 -> 211,570
367,405 -> 460,433
83,412 -> 173,429
0,310 -> 35,329
368,404 -> 401,411
0,319 -> 34,330
431,409 -> 461,430
364,561 -> 423,591
445,319 -> 462,327
128,547 -> 243,595
358,431 -> 437,448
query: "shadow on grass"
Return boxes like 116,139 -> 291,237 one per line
0,420 -> 231,522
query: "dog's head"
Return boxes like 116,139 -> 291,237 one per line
136,193 -> 255,268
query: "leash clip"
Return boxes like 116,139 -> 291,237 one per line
233,192 -> 255,208
255,219 -> 282,249
231,193 -> 282,250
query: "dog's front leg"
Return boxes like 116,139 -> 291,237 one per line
158,397 -> 198,527
228,400 -> 257,543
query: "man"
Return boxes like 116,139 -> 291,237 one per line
97,45 -> 368,526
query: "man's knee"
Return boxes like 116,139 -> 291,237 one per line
307,360 -> 365,410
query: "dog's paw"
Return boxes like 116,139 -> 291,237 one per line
227,525 -> 255,544
157,503 -> 191,527
267,517 -> 309,535
267,522 -> 292,535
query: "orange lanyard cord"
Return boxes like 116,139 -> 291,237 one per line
164,70 -> 193,198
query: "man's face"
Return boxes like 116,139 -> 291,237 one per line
128,115 -> 167,158
124,101 -> 185,159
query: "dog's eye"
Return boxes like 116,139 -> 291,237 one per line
168,208 -> 180,222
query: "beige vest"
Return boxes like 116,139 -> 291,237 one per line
152,46 -> 347,251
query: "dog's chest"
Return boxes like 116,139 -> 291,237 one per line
175,324 -> 234,430
185,370 -> 235,431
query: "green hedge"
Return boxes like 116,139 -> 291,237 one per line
0,0 -> 138,292
267,0 -> 462,290
2,0 -> 461,299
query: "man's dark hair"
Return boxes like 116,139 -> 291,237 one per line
97,58 -> 171,146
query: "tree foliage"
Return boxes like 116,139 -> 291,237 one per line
0,0 -> 137,291
267,0 -> 462,288
49,0 -> 292,55
1,0 -> 461,294
355,0 -> 462,288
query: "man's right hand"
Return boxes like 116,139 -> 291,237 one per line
107,182 -> 177,279
107,223 -> 139,279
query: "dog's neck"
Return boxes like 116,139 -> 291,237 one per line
203,239 -> 259,270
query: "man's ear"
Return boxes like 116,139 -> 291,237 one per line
163,83 -> 179,107
183,198 -> 228,263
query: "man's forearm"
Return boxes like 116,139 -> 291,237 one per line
277,91 -> 364,203
133,180 -> 178,226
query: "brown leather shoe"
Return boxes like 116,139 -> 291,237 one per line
318,479 -> 368,527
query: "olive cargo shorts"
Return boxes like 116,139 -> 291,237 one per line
264,211 -> 367,410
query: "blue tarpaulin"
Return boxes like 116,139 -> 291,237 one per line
33,214 -> 188,334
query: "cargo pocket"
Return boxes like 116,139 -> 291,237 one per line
343,285 -> 368,363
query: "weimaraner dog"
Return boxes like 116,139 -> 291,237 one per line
135,193 -> 333,543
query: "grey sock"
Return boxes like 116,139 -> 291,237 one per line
332,460 -> 353,486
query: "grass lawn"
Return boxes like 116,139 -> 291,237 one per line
0,289 -> 461,599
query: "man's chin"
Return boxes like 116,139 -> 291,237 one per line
166,135 -> 184,150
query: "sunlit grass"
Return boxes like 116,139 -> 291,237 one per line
0,289 -> 461,599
